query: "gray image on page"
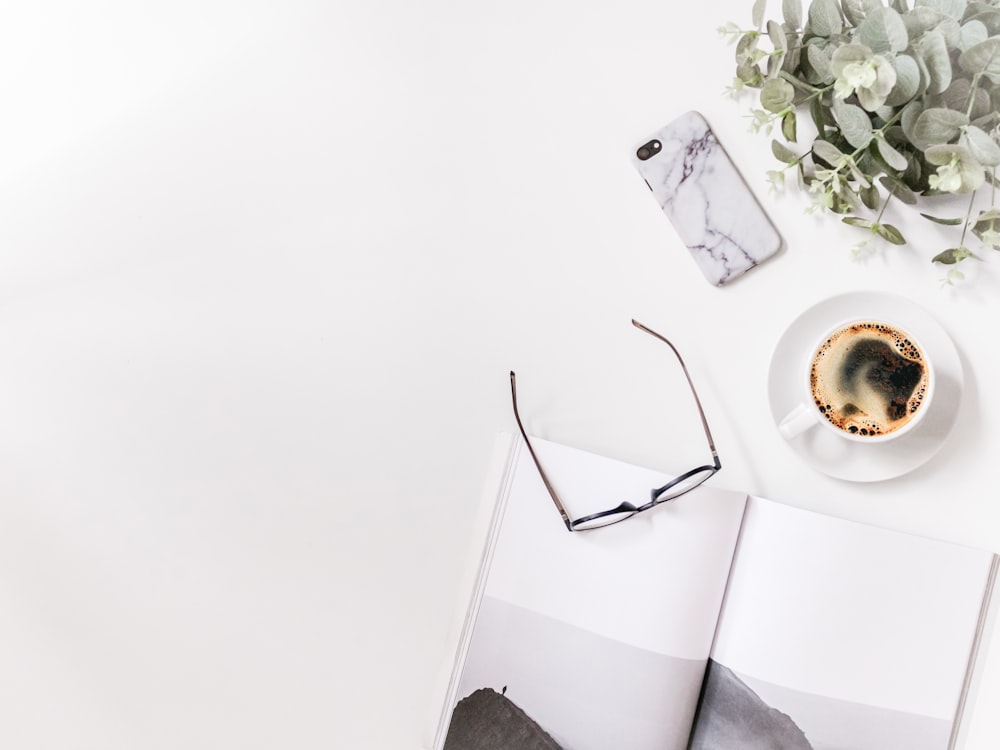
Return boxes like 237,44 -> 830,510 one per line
633,110 -> 781,286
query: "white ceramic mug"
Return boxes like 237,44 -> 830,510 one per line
778,319 -> 934,443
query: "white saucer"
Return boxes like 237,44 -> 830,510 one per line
767,291 -> 963,482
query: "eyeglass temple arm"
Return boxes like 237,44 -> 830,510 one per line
631,319 -> 720,462
509,371 -> 574,531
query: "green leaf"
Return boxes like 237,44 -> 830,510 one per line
843,0 -> 883,25
736,31 -> 760,62
876,223 -> 907,244
832,98 -> 874,148
753,0 -> 768,28
925,144 -> 986,192
858,6 -> 909,53
860,183 -> 881,209
843,216 -> 875,228
885,54 -> 920,108
900,100 -> 925,145
782,110 -> 798,141
920,213 -> 965,225
960,125 -> 1000,167
842,0 -> 882,26
942,78 -> 992,120
772,139 -> 799,163
766,24 -> 788,77
911,108 -> 970,150
847,158 -> 873,188
806,42 -> 834,83
813,139 -> 845,165
915,0 -> 967,20
760,77 -> 796,112
876,137 -> 910,170
966,5 -> 1000,34
959,37 -> 1000,82
768,19 -> 788,50
920,29 -> 953,95
932,247 -> 974,264
810,96 -> 828,135
809,0 -> 843,36
783,0 -> 803,28
879,174 -> 919,204
960,20 -> 990,50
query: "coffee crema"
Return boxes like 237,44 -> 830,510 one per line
809,321 -> 929,437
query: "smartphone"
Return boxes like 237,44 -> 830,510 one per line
632,110 -> 781,286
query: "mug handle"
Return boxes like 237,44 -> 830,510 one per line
778,402 -> 822,440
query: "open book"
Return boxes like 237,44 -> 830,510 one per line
432,435 -> 998,750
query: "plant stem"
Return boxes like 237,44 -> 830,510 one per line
960,190 -> 977,245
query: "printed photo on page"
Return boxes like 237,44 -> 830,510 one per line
689,498 -> 995,750
440,438 -> 748,750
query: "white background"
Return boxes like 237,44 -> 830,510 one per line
1,1 -> 1000,749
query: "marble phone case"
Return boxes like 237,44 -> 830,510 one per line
632,111 -> 781,286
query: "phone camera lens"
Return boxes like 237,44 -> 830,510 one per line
636,139 -> 660,161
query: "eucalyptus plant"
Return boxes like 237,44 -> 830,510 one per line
720,0 -> 1000,282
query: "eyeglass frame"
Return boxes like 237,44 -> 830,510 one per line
509,319 -> 721,531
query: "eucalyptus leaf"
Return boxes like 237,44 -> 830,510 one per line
833,98 -> 875,148
772,139 -> 799,163
920,213 -> 965,224
924,144 -> 986,192
761,77 -> 796,112
858,7 -> 909,53
806,42 -> 834,83
809,0 -> 844,36
885,54 -> 922,106
965,5 -> 1000,34
782,110 -> 798,141
860,184 -> 882,209
911,108 -> 970,150
736,32 -> 760,62
941,79 -> 992,120
876,223 -> 907,244
768,49 -> 788,79
879,174 -> 919,204
842,216 -> 875,228
915,0 -> 967,19
877,137 -> 910,170
973,208 -> 1000,240
847,159 -> 873,188
737,58 -> 763,85
843,0 -> 883,25
768,20 -> 789,51
960,125 -> 1000,167
782,23 -> 803,72
753,0 -> 767,28
813,139 -> 846,165
919,29 -> 953,94
960,20 -> 990,50
810,96 -> 828,135
900,100 -> 925,145
932,247 -> 974,264
959,37 -> 1000,82
783,0 -> 803,28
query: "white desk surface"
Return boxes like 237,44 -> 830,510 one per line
2,1 -> 999,748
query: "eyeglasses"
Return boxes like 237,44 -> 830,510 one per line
509,319 -> 721,531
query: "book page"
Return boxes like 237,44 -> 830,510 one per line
438,436 -> 748,750
693,496 -> 997,750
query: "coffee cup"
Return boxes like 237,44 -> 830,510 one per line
778,319 -> 934,443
